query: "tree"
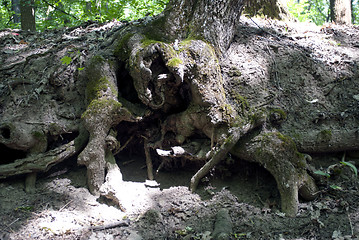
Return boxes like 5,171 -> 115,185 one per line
20,0 -> 36,31
12,0 -> 21,23
244,0 -> 292,20
330,0 -> 352,24
4,0 -> 359,218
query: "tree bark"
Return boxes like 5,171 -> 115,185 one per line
330,0 -> 352,24
12,0 -> 21,24
147,0 -> 244,53
243,0 -> 292,20
20,0 -> 36,31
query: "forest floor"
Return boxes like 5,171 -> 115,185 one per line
1,16 -> 359,240
1,151 -> 359,240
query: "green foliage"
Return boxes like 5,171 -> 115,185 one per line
287,0 -> 359,25
340,161 -> 358,177
60,55 -> 72,65
0,0 -> 169,31
287,0 -> 328,25
314,170 -> 330,178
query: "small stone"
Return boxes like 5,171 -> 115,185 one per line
353,94 -> 359,101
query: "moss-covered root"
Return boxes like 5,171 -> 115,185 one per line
78,56 -> 138,195
231,129 -> 318,217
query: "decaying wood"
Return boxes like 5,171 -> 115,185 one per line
0,138 -> 80,179
144,138 -> 154,180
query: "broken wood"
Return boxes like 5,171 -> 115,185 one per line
144,138 -> 154,180
0,138 -> 82,179
190,125 -> 250,192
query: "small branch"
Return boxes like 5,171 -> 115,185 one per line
114,135 -> 134,155
88,220 -> 130,231
59,200 -> 73,212
143,138 -> 154,180
348,213 -> 354,236
190,126 -> 245,192
42,0 -> 78,20
249,17 -> 281,41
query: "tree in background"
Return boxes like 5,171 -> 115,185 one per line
20,0 -> 36,31
243,0 -> 292,20
287,0 -> 357,25
12,0 -> 21,23
330,0 -> 352,24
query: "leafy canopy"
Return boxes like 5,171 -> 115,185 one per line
0,0 -> 169,31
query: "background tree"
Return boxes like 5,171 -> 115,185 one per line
330,0 -> 352,24
243,0 -> 292,20
12,0 -> 21,23
20,0 -> 36,31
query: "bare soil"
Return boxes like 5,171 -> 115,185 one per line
1,150 -> 359,240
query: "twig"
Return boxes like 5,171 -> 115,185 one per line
249,17 -> 281,41
143,138 -> 154,180
348,212 -> 354,236
42,0 -> 78,20
89,220 -> 130,231
114,135 -> 134,155
59,199 -> 73,212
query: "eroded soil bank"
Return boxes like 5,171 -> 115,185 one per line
1,15 -> 359,239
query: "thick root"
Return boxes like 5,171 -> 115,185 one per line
231,129 -> 318,217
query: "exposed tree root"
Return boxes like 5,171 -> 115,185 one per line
190,126 -> 244,192
231,129 -> 318,217
0,137 -> 82,179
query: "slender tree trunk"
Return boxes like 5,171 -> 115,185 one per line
20,0 -> 36,31
12,0 -> 21,23
330,0 -> 352,24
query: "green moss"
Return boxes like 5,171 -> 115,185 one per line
228,67 -> 242,77
144,16 -> 168,41
167,57 -> 183,68
180,36 -> 201,47
269,108 -> 287,120
32,131 -> 45,139
86,77 -> 111,103
81,99 -> 123,119
317,129 -> 332,142
231,91 -> 249,112
141,38 -> 162,48
249,111 -> 265,125
31,130 -> 47,153
114,32 -> 135,60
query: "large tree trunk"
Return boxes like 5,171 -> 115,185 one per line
330,0 -> 352,24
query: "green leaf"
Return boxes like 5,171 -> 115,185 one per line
61,55 -> 72,65
314,170 -> 330,178
330,185 -> 343,190
340,161 -> 358,177
77,67 -> 85,71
